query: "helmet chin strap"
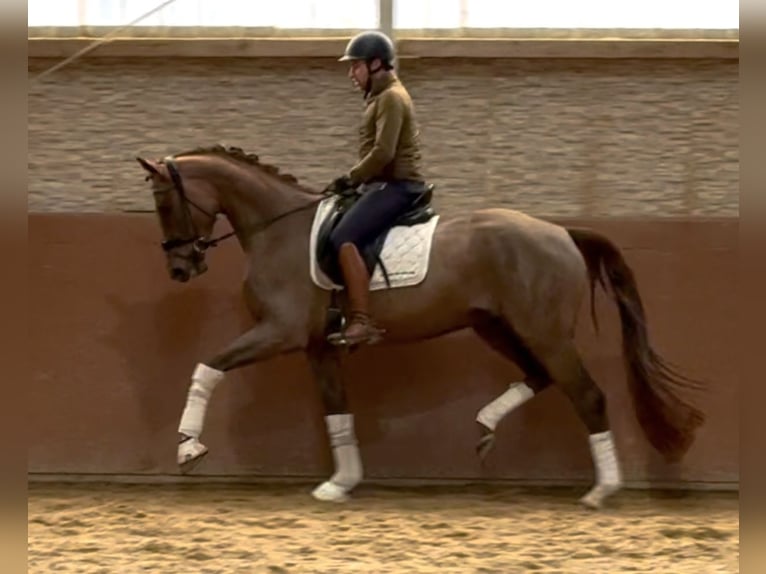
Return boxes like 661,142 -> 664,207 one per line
363,61 -> 385,98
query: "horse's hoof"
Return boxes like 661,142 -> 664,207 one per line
579,483 -> 621,510
178,438 -> 208,474
311,481 -> 350,503
476,433 -> 495,461
475,423 -> 495,462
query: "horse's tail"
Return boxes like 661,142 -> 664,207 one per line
566,227 -> 706,462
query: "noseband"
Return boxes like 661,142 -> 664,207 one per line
153,155 -> 334,256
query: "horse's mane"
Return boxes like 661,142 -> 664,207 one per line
176,144 -> 315,192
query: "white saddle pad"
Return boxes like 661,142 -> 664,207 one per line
309,195 -> 440,291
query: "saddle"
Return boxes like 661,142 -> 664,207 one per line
316,182 -> 436,288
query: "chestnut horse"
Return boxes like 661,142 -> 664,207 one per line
136,144 -> 704,509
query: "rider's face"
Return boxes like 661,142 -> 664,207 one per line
348,60 -> 370,91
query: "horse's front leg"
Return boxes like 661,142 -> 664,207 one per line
306,342 -> 362,503
176,321 -> 300,473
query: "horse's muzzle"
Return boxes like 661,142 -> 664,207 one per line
171,266 -> 191,282
169,258 -> 208,282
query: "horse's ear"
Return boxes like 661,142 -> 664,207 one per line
136,156 -> 161,177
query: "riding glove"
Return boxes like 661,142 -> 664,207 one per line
328,175 -> 354,194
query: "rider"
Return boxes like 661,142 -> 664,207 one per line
326,30 -> 428,347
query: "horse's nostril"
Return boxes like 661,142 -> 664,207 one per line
171,267 -> 188,281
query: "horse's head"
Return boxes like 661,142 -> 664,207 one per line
136,156 -> 220,283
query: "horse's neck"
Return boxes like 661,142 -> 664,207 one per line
212,159 -> 317,255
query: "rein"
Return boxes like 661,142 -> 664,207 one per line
158,156 -> 333,255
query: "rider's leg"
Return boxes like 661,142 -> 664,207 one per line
328,242 -> 384,345
327,182 -> 419,345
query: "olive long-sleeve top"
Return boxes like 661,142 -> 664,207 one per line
348,72 -> 424,184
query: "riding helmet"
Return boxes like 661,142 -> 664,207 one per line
339,30 -> 395,69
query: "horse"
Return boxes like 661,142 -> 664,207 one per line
135,144 -> 705,509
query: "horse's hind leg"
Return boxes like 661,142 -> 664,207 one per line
470,311 -> 552,460
307,341 -> 363,503
538,342 -> 622,509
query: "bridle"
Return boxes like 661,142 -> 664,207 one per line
153,157 -> 217,257
152,156 -> 333,257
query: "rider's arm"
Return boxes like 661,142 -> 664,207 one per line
348,90 -> 404,184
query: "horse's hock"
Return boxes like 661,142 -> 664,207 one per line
28,34 -> 738,489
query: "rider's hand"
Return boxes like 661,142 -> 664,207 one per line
328,175 -> 353,194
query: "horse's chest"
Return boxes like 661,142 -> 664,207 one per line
241,282 -> 266,318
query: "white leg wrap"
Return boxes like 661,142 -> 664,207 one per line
326,413 -> 363,488
581,430 -> 623,509
312,414 -> 363,502
177,363 -> 225,439
476,382 -> 535,431
589,430 -> 622,486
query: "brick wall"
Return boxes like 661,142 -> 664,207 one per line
28,56 -> 738,217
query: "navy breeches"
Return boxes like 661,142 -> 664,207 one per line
328,181 -> 424,254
